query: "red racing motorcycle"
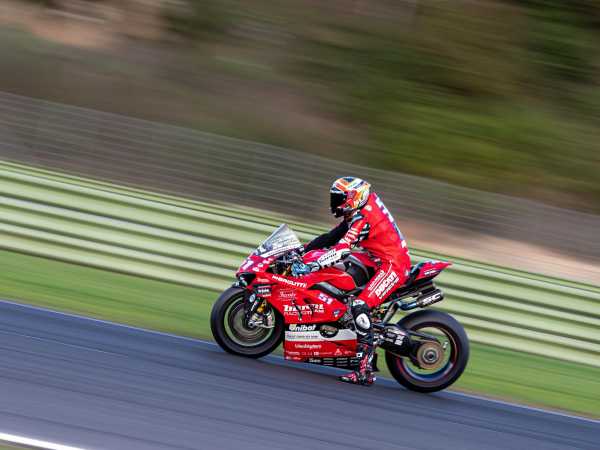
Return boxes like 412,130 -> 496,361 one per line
211,225 -> 469,392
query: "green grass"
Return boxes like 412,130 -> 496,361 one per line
1,249 -> 599,418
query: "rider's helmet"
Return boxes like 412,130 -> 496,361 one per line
330,177 -> 371,218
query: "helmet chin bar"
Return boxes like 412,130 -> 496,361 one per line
330,191 -> 347,215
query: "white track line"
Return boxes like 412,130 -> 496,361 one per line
2,298 -> 599,425
0,432 -> 85,450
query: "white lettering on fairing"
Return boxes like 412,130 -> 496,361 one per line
272,276 -> 307,288
283,304 -> 325,315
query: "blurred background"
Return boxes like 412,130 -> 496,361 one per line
0,0 -> 599,417
2,0 -> 600,282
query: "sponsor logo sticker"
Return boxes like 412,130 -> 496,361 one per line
272,276 -> 307,288
289,324 -> 317,332
283,304 -> 325,315
374,271 -> 399,298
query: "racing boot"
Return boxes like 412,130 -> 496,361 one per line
339,343 -> 376,386
339,300 -> 376,385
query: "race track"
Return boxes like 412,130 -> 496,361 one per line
0,300 -> 597,450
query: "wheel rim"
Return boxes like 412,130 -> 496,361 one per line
223,296 -> 274,347
396,323 -> 458,384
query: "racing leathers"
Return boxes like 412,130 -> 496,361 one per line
304,192 -> 411,385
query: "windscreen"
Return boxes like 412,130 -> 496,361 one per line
254,224 -> 302,257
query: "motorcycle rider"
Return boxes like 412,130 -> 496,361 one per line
297,177 -> 411,385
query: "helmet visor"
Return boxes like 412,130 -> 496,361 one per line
330,191 -> 346,214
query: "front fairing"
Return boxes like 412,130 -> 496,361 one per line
236,253 -> 274,277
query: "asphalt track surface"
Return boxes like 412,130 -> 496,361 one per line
0,300 -> 598,450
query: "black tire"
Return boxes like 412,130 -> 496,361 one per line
210,287 -> 284,358
385,309 -> 469,393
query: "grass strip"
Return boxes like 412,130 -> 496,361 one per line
0,249 -> 598,418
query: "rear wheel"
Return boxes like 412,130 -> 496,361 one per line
210,287 -> 284,358
385,310 -> 469,393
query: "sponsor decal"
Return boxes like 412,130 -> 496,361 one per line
423,269 -> 439,276
366,270 -> 387,293
374,271 -> 399,298
295,343 -> 322,350
285,337 -> 357,358
256,285 -> 272,297
319,325 -> 339,338
289,324 -> 317,332
285,331 -> 321,341
272,276 -> 307,288
384,327 -> 406,346
419,291 -> 443,306
283,303 -> 325,315
279,289 -> 296,301
285,328 -> 356,342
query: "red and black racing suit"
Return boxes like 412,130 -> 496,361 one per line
304,192 -> 411,379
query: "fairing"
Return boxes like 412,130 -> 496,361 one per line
236,224 -> 451,365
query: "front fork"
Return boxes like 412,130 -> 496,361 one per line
243,290 -> 275,329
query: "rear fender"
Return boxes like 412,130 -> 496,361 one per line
414,260 -> 452,281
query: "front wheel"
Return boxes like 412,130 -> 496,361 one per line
210,287 -> 284,358
385,309 -> 469,393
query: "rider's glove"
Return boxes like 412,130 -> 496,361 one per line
291,261 -> 320,277
306,262 -> 320,272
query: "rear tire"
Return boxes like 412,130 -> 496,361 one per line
210,287 -> 284,358
385,310 -> 469,393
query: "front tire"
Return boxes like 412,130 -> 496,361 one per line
210,287 -> 284,358
385,310 -> 469,393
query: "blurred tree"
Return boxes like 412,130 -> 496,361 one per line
5,0 -> 600,211
290,0 -> 600,210
163,0 -> 232,41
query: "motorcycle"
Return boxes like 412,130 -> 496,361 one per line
211,224 -> 469,392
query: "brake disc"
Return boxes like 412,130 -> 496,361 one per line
415,341 -> 445,370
